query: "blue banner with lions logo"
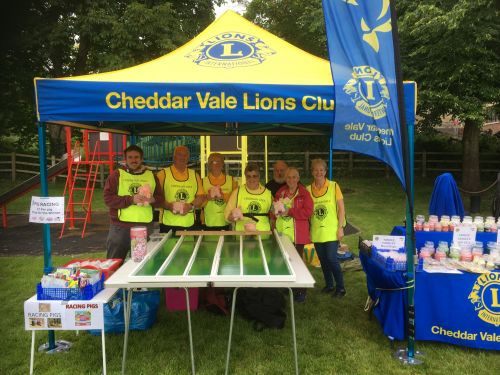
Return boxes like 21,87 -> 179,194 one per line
322,0 -> 406,187
415,271 -> 500,350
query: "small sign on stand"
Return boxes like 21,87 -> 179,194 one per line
373,235 -> 405,250
29,196 -> 64,224
452,224 -> 477,249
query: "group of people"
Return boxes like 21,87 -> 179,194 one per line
104,145 -> 347,302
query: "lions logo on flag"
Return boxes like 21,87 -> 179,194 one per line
186,32 -> 276,68
468,273 -> 500,327
343,66 -> 390,120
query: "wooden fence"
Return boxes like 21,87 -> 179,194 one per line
1,151 -> 499,183
0,153 -> 107,185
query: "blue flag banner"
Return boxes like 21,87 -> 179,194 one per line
323,0 -> 406,188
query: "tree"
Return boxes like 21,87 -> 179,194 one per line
1,0 -> 221,156
243,0 -> 500,198
243,0 -> 326,57
396,0 -> 500,205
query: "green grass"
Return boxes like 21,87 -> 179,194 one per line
1,175 -> 499,374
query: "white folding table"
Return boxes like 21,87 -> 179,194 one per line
105,231 -> 315,375
24,287 -> 119,375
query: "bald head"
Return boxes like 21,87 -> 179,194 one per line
273,160 -> 288,184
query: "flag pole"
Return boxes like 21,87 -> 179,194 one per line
389,0 -> 421,364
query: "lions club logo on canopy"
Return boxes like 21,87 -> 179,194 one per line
468,273 -> 500,327
186,32 -> 276,68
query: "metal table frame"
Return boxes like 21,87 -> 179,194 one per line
105,231 -> 315,374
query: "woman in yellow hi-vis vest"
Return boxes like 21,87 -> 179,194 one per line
202,153 -> 238,230
274,167 -> 313,302
157,146 -> 205,234
225,163 -> 272,232
307,159 -> 347,298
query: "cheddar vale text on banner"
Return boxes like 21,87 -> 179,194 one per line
35,80 -> 335,124
322,0 -> 406,188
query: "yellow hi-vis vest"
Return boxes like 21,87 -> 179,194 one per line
307,181 -> 339,243
235,186 -> 272,232
162,166 -> 198,227
275,190 -> 298,242
203,174 -> 234,227
117,169 -> 155,223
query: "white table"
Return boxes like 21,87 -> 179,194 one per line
106,258 -> 206,375
105,232 -> 315,375
24,287 -> 118,375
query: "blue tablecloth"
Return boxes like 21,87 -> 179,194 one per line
359,251 -> 408,340
360,251 -> 500,350
391,226 -> 498,250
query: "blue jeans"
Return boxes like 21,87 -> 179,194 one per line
314,241 -> 345,290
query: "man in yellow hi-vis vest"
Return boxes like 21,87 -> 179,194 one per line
157,146 -> 205,234
104,145 -> 164,260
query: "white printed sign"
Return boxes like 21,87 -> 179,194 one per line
452,224 -> 477,248
29,196 -> 64,224
24,298 -> 103,331
372,235 -> 405,250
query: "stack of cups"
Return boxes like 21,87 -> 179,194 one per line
450,215 -> 461,231
424,241 -> 435,256
485,217 -> 496,232
428,215 -> 439,231
474,216 -> 484,232
460,248 -> 473,262
131,226 -> 147,262
463,216 -> 473,225
437,241 -> 449,254
440,215 -> 450,232
415,215 -> 425,231
449,243 -> 461,260
472,242 -> 484,260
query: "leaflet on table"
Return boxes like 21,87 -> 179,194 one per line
372,235 -> 405,251
29,196 -> 64,224
24,299 -> 103,330
452,224 -> 477,249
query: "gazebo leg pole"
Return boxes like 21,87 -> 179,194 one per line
38,121 -> 55,350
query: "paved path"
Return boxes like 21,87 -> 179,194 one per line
0,213 -> 110,256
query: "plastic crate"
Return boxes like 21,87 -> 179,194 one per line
165,288 -> 199,311
63,258 -> 123,280
37,274 -> 105,301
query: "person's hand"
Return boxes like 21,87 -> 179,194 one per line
133,194 -> 148,206
273,201 -> 285,216
180,203 -> 193,216
208,186 -> 222,199
231,207 -> 243,221
337,226 -> 344,241
172,201 -> 184,214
